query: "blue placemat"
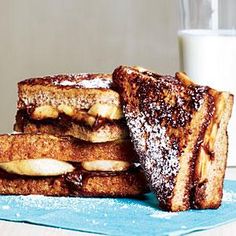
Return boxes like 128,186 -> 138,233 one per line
0,180 -> 235,236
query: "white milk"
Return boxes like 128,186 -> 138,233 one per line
178,29 -> 236,166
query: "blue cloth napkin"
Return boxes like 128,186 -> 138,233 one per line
0,180 -> 236,236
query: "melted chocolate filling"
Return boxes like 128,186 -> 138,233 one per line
15,109 -> 126,132
0,164 -> 141,195
64,164 -> 139,195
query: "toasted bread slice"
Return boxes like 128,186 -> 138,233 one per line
0,167 -> 147,197
16,74 -> 126,142
113,66 -> 233,211
14,110 -> 128,143
18,74 -> 120,111
0,133 -> 138,163
0,133 -> 148,197
192,89 -> 233,209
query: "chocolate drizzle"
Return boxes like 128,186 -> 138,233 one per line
137,75 -> 207,129
63,165 -> 137,195
64,171 -> 83,195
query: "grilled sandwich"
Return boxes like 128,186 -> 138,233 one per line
113,65 -> 233,211
14,74 -> 127,143
0,133 -> 147,197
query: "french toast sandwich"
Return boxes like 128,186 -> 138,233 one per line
15,74 -> 127,143
113,65 -> 233,211
0,133 -> 147,196
1,73 -> 149,197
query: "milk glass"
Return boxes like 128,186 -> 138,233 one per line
178,0 -> 236,166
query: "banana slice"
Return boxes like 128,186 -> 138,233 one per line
0,158 -> 75,176
72,110 -> 96,127
81,160 -> 131,172
58,104 -> 75,116
32,105 -> 59,120
88,104 -> 123,120
198,147 -> 209,183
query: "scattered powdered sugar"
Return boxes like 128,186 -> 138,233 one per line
5,195 -> 159,216
77,78 -> 112,89
52,74 -> 112,89
125,105 -> 179,204
56,80 -> 78,87
8,195 -> 119,212
2,205 -> 10,210
223,190 -> 236,202
3,194 -> 182,219
150,211 -> 178,219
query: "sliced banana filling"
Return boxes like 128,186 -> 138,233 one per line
81,160 -> 131,172
198,93 -> 226,183
0,158 -> 75,176
0,159 -> 132,176
31,103 -> 123,127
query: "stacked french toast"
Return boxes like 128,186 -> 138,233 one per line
0,73 -> 148,197
0,66 -> 233,212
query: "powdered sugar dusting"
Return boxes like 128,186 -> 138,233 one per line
9,195 -> 118,212
55,80 -> 77,87
51,74 -> 112,89
150,211 -> 178,219
223,190 -> 236,202
2,205 -> 10,210
113,66 -> 209,208
2,194 -> 183,220
77,78 -> 111,88
125,104 -> 179,204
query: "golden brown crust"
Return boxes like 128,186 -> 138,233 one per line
0,133 -> 138,163
113,66 -> 210,211
113,65 -> 233,211
18,74 -> 121,111
192,93 -> 234,209
18,74 -> 112,88
14,110 -> 128,143
0,168 -> 148,197
168,97 -> 212,211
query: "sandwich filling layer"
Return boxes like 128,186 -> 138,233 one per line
196,92 -> 226,183
16,107 -> 126,131
14,109 -> 128,142
0,165 -> 148,197
0,158 -> 132,176
22,103 -> 123,127
31,103 -> 123,122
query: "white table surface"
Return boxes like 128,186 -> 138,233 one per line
0,167 -> 235,236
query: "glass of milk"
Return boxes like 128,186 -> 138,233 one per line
178,0 -> 236,166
